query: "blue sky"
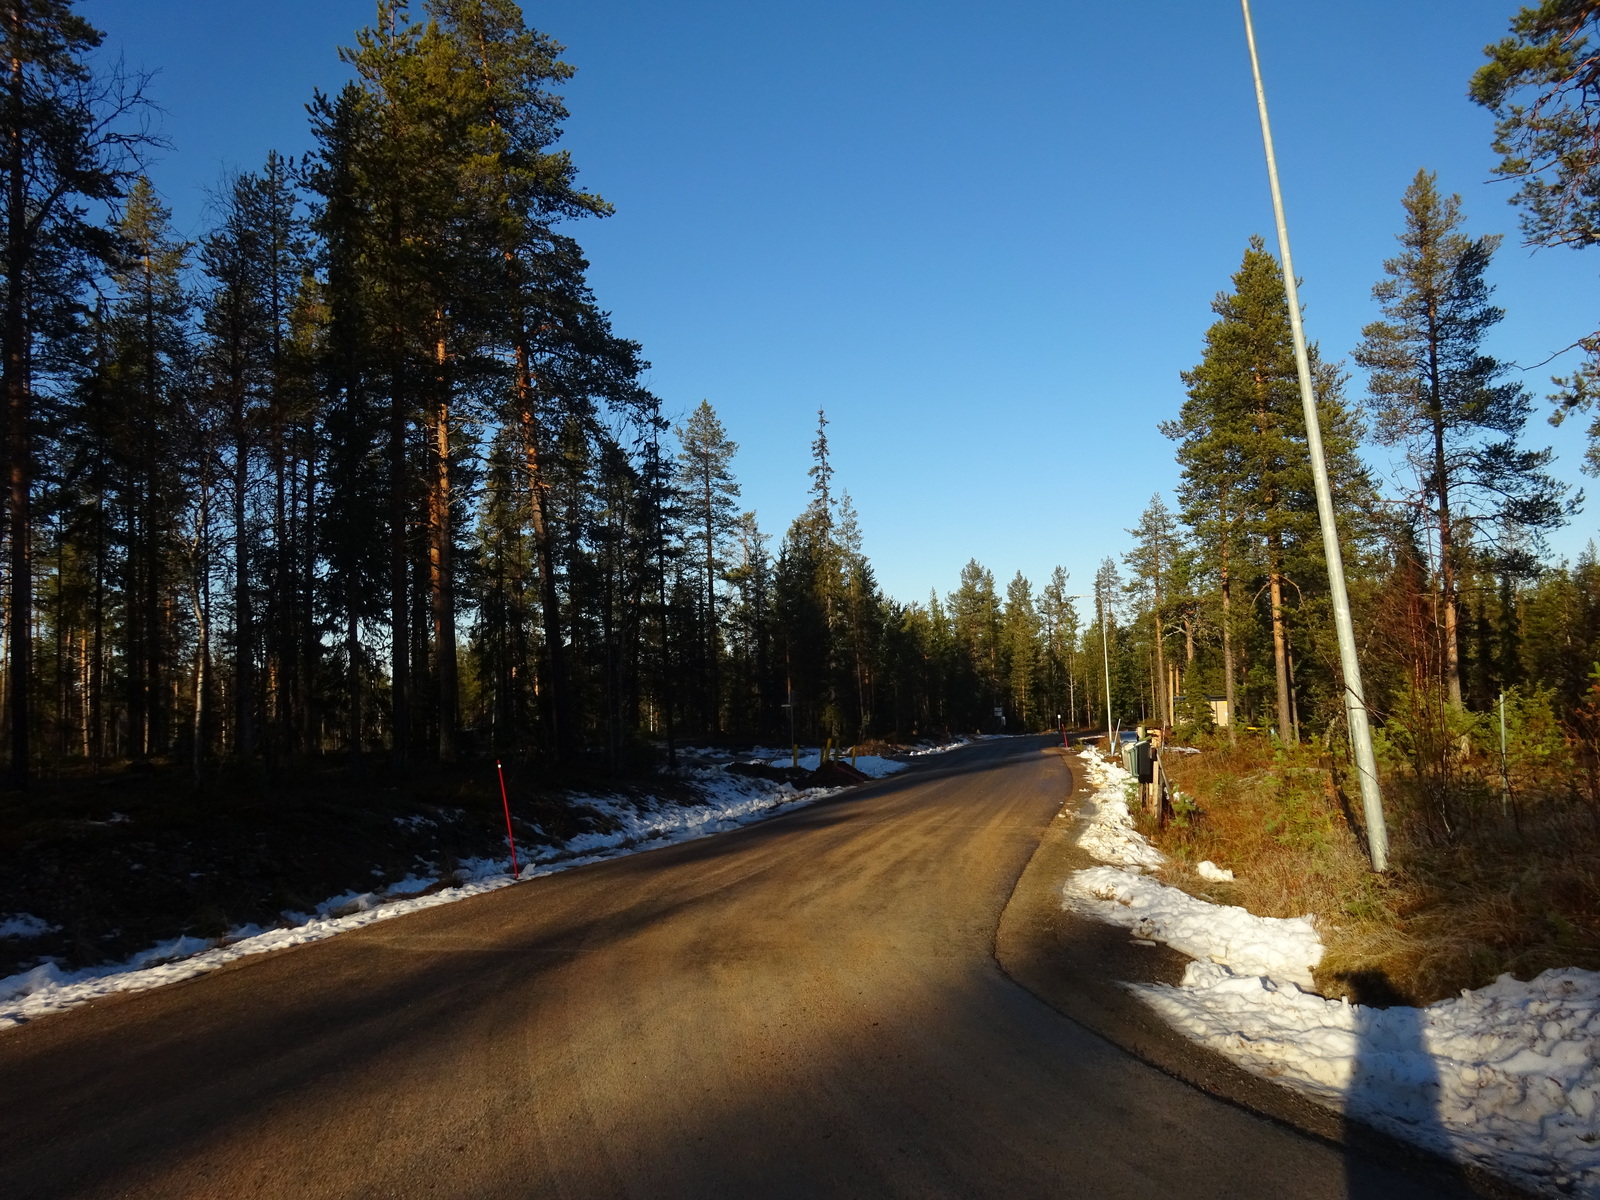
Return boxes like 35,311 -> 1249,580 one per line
84,0 -> 1598,606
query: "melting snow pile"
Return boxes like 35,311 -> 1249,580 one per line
1137,963 -> 1600,1195
0,914 -> 57,939
1064,866 -> 1321,987
1065,748 -> 1600,1197
1074,752 -> 1165,869
766,751 -> 909,779
906,736 -> 972,756
0,771 -> 844,1030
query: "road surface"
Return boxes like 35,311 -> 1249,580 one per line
2,736 -> 1472,1197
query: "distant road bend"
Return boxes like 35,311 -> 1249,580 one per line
4,736 -> 1467,1198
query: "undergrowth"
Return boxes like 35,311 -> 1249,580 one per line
1149,735 -> 1600,1005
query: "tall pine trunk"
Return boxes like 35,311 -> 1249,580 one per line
4,11 -> 28,787
515,340 -> 573,763
1425,297 -> 1463,706
1153,564 -> 1169,730
429,331 -> 457,764
388,359 -> 410,767
232,382 -> 253,756
1268,547 -> 1295,744
1220,537 -> 1238,748
703,473 -> 719,734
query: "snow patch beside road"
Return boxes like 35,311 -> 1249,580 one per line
1064,865 -> 1321,988
1136,963 -> 1600,1197
766,752 -> 907,779
0,914 -> 57,939
1064,748 -> 1600,1197
1074,753 -> 1166,869
0,772 -> 844,1030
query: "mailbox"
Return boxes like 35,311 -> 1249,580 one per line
1132,739 -> 1153,783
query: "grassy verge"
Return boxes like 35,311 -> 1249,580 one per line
1148,737 -> 1600,1005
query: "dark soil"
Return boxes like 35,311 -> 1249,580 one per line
0,754 -> 705,980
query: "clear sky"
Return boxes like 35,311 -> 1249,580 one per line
82,0 -> 1598,607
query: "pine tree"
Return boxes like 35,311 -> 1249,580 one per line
1472,4 -> 1600,461
1,0 -> 151,784
1039,566 -> 1079,727
1124,494 -> 1182,730
1094,557 -> 1122,728
1169,237 -> 1371,743
676,399 -> 739,732
1002,571 -> 1039,728
1355,170 -> 1569,706
949,560 -> 1001,729
107,178 -> 193,760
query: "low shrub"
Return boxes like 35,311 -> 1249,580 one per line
1155,733 -> 1600,1004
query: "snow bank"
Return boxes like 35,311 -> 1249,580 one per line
906,736 -> 971,756
0,914 -> 57,939
1064,748 -> 1600,1197
1064,866 -> 1322,988
1136,964 -> 1600,1197
1074,752 -> 1166,869
1067,752 -> 1316,986
0,772 -> 845,1030
766,752 -> 907,779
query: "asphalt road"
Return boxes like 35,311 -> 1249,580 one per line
2,736 -> 1466,1198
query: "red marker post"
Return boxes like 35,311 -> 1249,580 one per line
496,760 -> 519,879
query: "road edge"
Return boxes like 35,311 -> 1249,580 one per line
993,746 -> 1530,1200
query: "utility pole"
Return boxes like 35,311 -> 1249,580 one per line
1100,590 -> 1112,753
1084,587 -> 1113,755
1065,591 -> 1114,753
1240,0 -> 1389,870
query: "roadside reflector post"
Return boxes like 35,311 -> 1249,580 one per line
496,759 -> 519,879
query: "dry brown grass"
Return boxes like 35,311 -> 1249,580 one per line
1152,739 -> 1600,1004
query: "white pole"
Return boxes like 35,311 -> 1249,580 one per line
1240,0 -> 1389,870
1500,689 -> 1510,818
1099,582 -> 1114,757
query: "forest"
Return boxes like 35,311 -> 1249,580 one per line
0,0 -> 1099,792
7,0 -> 1600,833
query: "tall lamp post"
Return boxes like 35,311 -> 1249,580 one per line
1239,0 -> 1389,870
1066,592 -> 1112,755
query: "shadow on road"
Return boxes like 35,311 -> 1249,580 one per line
0,735 -> 1513,1199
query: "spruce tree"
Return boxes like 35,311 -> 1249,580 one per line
836,492 -> 881,739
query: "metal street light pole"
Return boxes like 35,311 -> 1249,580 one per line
1066,592 -> 1113,755
1099,589 -> 1113,755
1239,0 -> 1389,870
